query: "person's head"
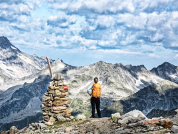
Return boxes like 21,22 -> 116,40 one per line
94,77 -> 98,83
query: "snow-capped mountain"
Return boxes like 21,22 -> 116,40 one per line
150,62 -> 178,84
66,61 -> 163,100
0,59 -> 165,131
0,36 -> 54,89
103,80 -> 178,118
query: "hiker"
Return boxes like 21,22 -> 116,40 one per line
88,77 -> 102,118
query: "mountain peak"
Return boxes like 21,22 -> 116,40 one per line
93,60 -> 106,65
125,64 -> 147,70
0,36 -> 19,52
161,62 -> 175,67
151,62 -> 176,71
119,62 -> 124,66
0,36 -> 12,49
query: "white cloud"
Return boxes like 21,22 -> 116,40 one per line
150,33 -> 164,42
171,42 -> 178,47
98,49 -> 143,55
117,12 -> 147,29
47,12 -> 77,28
148,53 -> 160,58
48,0 -> 135,14
175,54 -> 178,58
0,0 -> 178,68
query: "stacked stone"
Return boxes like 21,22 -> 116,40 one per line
42,73 -> 73,125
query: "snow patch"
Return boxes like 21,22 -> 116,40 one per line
0,63 -> 20,78
11,46 -> 17,50
170,74 -> 177,79
0,77 -> 4,86
18,54 -> 41,70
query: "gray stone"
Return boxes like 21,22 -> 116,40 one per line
66,118 -> 71,121
57,116 -> 66,121
37,123 -> 47,129
175,109 -> 178,114
121,110 -> 147,119
113,118 -> 118,123
65,126 -> 73,133
118,116 -> 133,124
171,125 -> 178,133
57,81 -> 64,86
52,73 -> 62,81
94,129 -> 100,134
25,128 -> 32,133
76,114 -> 86,120
115,129 -> 131,134
9,126 -> 18,134
111,113 -> 120,119
116,127 -> 124,131
127,122 -> 139,127
31,123 -> 36,127
130,117 -> 146,123
59,88 -> 65,92
70,116 -> 75,119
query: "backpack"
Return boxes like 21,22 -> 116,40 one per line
87,84 -> 93,95
91,83 -> 101,98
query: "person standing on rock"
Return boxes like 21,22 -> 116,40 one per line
90,77 -> 102,118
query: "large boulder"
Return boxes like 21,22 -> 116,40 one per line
117,110 -> 147,126
171,125 -> 178,133
120,109 -> 147,119
9,126 -> 18,134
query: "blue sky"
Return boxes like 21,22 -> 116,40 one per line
0,0 -> 178,70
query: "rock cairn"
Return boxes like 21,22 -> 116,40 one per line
41,73 -> 74,125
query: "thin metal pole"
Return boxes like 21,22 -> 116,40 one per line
46,56 -> 53,79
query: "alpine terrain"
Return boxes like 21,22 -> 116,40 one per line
0,36 -> 54,90
103,80 -> 178,118
1,36 -> 178,133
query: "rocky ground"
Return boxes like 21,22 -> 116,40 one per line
1,109 -> 178,134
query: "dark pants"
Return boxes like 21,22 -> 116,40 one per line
91,97 -> 101,118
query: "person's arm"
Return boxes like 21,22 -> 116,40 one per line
90,86 -> 93,98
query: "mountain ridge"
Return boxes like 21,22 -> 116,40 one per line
103,79 -> 178,117
150,62 -> 178,84
0,36 -> 54,90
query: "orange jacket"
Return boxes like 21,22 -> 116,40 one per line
91,83 -> 102,98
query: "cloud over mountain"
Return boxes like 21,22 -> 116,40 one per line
0,0 -> 178,69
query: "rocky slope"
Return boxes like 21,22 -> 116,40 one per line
2,109 -> 178,134
0,75 -> 51,132
103,80 -> 178,118
150,62 -> 178,84
146,108 -> 177,119
0,36 -> 54,90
